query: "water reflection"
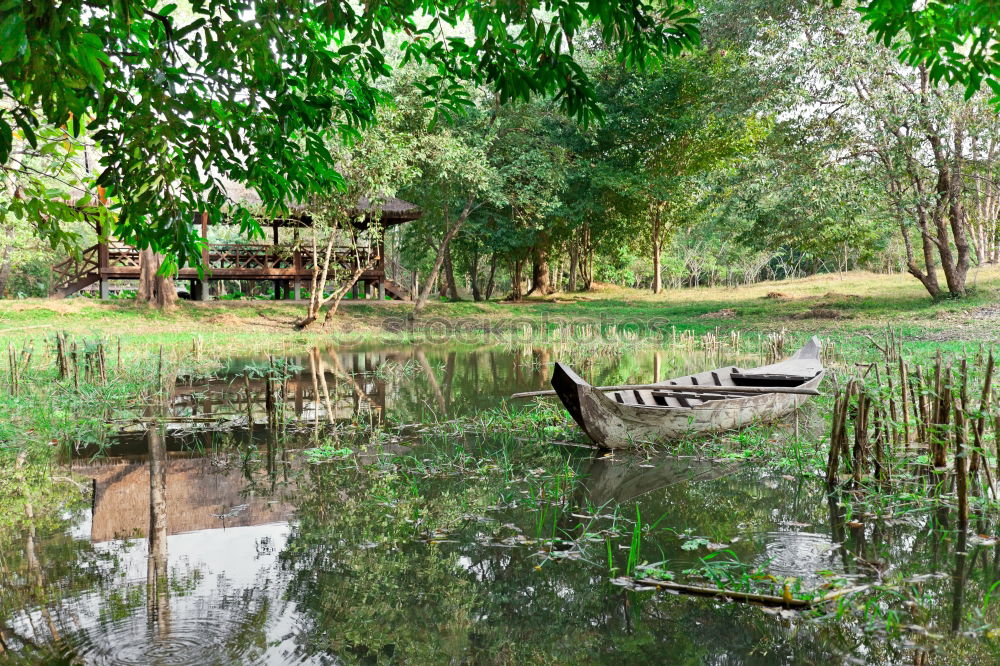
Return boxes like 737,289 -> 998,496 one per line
2,344 -> 1000,664
88,343 -> 753,455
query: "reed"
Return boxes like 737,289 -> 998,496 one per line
826,337 -> 999,529
6,341 -> 32,397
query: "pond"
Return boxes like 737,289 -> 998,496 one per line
1,343 -> 997,664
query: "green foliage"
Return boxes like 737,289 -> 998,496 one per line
849,0 -> 1000,102
0,0 -> 699,264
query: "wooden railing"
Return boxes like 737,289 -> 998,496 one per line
54,242 -> 393,296
103,243 -> 382,275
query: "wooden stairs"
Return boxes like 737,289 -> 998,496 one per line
382,278 -> 411,300
52,244 -> 101,298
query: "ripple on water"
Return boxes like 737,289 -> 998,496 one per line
59,613 -> 273,666
754,531 -> 844,584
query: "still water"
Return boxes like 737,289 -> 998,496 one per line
1,344 -> 997,664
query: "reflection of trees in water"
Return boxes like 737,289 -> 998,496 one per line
281,465 -> 479,663
278,453 -> 1000,665
279,462 -> 874,663
146,423 -> 170,639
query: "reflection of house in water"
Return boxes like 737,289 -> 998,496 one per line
74,455 -> 295,543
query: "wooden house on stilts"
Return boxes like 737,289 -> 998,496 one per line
51,183 -> 421,301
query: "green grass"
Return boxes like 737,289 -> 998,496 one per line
2,267 -> 999,346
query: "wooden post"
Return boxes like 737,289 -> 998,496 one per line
199,211 -> 210,301
293,247 -> 303,301
375,232 -> 385,301
94,217 -> 110,300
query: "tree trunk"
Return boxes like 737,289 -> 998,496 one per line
0,240 -> 12,298
322,261 -> 376,323
567,240 -> 578,292
484,253 -> 498,300
443,244 -> 460,300
136,249 -> 177,309
470,248 -> 482,302
297,225 -> 377,328
412,195 -> 476,316
553,250 -> 565,293
577,224 -> 593,291
530,240 -> 553,295
510,258 -> 524,301
651,204 -> 663,294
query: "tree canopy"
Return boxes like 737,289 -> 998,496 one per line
0,0 -> 698,267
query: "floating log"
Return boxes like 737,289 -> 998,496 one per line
629,577 -> 870,609
630,577 -> 808,608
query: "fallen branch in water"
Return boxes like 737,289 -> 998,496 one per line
626,577 -> 811,608
621,577 -> 871,609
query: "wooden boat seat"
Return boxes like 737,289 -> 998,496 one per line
610,366 -> 805,408
730,371 -> 816,388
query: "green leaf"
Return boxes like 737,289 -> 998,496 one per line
0,117 -> 11,162
75,44 -> 106,86
13,112 -> 35,148
0,12 -> 25,61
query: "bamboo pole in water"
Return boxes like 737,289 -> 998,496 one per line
899,357 -> 911,446
954,393 -> 969,530
827,391 -> 845,487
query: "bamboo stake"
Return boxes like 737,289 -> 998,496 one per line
827,390 -> 846,487
955,394 -> 969,531
853,391 -> 870,485
7,342 -> 16,396
885,365 -> 899,451
976,352 -> 995,474
899,357 -> 911,446
71,341 -> 79,391
933,362 -> 950,469
244,372 -> 254,428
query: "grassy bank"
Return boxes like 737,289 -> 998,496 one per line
1,267 -> 998,343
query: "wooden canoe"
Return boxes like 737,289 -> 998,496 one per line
551,337 -> 825,449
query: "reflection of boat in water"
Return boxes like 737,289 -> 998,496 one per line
551,338 -> 825,449
580,455 -> 740,507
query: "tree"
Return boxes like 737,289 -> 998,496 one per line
746,3 -> 996,298
0,0 -> 699,274
403,114 -> 499,314
0,121 -> 107,296
552,49 -> 761,294
296,110 -> 418,328
847,0 -> 1000,101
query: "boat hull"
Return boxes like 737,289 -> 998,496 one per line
551,338 -> 825,450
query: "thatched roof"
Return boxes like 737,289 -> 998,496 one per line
64,178 -> 423,229
73,456 -> 295,542
218,178 -> 421,227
